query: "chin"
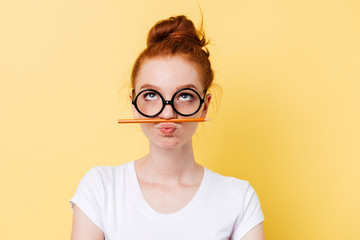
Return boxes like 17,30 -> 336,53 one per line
152,133 -> 195,149
156,136 -> 182,148
144,128 -> 195,149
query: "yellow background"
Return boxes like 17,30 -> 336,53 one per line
1,0 -> 359,239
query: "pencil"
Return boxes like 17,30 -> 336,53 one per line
118,118 -> 210,123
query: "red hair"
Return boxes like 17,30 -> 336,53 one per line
131,15 -> 214,91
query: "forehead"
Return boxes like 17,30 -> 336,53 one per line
134,56 -> 203,93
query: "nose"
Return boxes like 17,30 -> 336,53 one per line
159,101 -> 177,119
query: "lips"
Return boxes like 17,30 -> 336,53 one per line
158,123 -> 177,135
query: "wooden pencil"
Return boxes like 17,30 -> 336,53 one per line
118,118 -> 210,123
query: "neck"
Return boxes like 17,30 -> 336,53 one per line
135,140 -> 202,185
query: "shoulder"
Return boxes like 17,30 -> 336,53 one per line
204,168 -> 263,214
205,168 -> 254,198
78,162 -> 130,187
71,162 -> 132,206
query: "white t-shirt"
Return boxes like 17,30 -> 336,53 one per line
70,161 -> 264,240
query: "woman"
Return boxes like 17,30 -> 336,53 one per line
70,15 -> 265,240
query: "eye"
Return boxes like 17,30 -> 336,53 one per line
143,91 -> 159,101
178,92 -> 194,101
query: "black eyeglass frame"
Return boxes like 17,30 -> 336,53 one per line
132,87 -> 207,118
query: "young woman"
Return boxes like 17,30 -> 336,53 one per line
70,15 -> 265,240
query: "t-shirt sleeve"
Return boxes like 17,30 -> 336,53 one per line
70,167 -> 105,232
231,183 -> 265,240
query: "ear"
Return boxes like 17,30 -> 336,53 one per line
201,93 -> 211,118
130,91 -> 140,119
131,105 -> 139,119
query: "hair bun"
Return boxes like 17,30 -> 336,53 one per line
147,15 -> 207,48
131,14 -> 214,90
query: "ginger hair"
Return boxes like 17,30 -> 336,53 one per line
131,15 -> 214,91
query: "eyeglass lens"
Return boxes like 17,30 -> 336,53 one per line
134,88 -> 202,117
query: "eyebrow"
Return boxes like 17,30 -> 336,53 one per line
138,84 -> 200,92
138,84 -> 161,91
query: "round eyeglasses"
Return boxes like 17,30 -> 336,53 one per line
132,88 -> 207,118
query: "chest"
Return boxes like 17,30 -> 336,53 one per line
138,180 -> 201,214
104,198 -> 237,240
101,170 -> 241,240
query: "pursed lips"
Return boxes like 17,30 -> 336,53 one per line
157,123 -> 177,135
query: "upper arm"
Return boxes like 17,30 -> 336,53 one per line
230,182 -> 265,239
71,204 -> 104,240
241,222 -> 265,240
